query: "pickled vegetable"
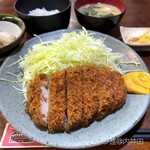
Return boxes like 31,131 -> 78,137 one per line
129,31 -> 150,44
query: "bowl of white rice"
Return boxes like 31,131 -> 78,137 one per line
14,0 -> 71,34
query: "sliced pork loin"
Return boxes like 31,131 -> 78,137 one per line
26,65 -> 127,132
26,73 -> 49,127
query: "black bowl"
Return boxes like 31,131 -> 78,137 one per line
14,0 -> 71,34
75,0 -> 126,33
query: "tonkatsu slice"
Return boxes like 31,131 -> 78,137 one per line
66,66 -> 83,131
47,70 -> 66,132
82,65 -> 98,126
26,73 -> 49,127
111,70 -> 127,111
96,67 -> 114,120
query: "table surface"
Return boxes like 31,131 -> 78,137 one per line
0,0 -> 150,150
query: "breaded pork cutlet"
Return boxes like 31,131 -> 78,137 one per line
26,65 -> 127,132
111,71 -> 127,111
82,65 -> 98,126
66,66 -> 83,131
48,70 -> 66,132
26,73 -> 48,127
96,67 -> 114,120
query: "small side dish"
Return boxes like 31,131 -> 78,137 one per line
0,14 -> 25,54
120,26 -> 150,46
129,31 -> 150,44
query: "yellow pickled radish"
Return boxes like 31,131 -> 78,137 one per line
123,72 -> 150,94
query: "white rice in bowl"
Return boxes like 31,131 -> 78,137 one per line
28,7 -> 60,16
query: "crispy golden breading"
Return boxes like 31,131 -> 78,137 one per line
26,65 -> 127,132
96,67 -> 114,120
48,70 -> 66,132
26,73 -> 48,127
82,65 -> 98,126
111,71 -> 127,111
66,66 -> 83,131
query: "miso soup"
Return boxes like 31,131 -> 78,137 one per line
78,3 -> 121,18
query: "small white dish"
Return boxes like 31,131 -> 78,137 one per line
120,26 -> 150,46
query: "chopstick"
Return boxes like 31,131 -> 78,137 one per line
132,129 -> 150,141
122,129 -> 150,141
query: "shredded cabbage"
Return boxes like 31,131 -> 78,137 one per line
20,30 -> 122,84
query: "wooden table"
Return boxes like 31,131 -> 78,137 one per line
0,0 -> 150,150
